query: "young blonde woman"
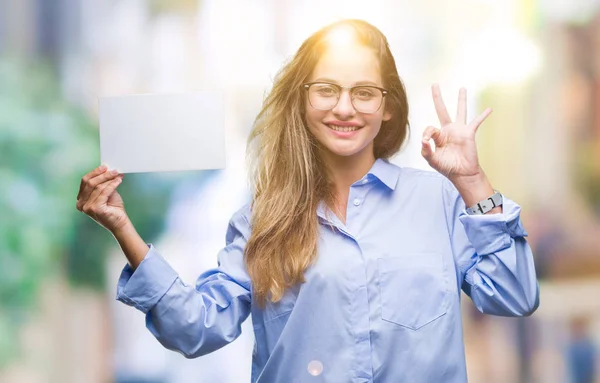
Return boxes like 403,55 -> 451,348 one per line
76,19 -> 539,383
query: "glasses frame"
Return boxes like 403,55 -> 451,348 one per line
302,81 -> 389,114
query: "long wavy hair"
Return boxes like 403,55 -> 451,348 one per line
245,19 -> 410,307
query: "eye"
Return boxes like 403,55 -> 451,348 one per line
354,87 -> 376,99
314,84 -> 338,97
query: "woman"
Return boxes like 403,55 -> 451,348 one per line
76,19 -> 539,382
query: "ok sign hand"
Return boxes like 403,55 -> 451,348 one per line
421,84 -> 492,183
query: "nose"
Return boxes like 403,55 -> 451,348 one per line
331,90 -> 356,119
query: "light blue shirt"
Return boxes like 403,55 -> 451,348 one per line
116,158 -> 540,383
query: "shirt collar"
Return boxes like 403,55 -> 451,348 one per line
368,158 -> 401,191
317,158 -> 401,222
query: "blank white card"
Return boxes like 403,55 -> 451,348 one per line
98,92 -> 226,174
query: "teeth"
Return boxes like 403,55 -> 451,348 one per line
328,124 -> 360,132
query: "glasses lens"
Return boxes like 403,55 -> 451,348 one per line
352,87 -> 383,113
308,83 -> 340,110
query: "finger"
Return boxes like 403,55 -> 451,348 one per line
82,177 -> 122,215
470,108 -> 493,132
78,168 -> 121,202
456,87 -> 467,124
432,84 -> 452,126
421,136 -> 434,162
78,165 -> 107,200
78,180 -> 109,212
422,125 -> 442,147
87,176 -> 121,207
97,176 -> 123,202
421,126 -> 441,161
75,173 -> 125,212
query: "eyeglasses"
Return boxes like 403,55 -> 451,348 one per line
302,82 -> 388,114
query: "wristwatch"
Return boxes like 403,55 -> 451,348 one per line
466,190 -> 503,215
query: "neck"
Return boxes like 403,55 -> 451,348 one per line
321,146 -> 376,199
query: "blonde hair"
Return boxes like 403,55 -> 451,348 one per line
245,19 -> 409,307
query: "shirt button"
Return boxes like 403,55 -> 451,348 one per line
353,198 -> 361,206
361,178 -> 368,185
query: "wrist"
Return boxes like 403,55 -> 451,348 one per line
450,172 -> 496,208
448,168 -> 487,189
110,218 -> 149,271
111,217 -> 135,240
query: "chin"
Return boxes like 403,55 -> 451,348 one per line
322,141 -> 371,158
309,122 -> 378,159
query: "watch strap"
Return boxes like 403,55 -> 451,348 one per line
466,191 -> 503,215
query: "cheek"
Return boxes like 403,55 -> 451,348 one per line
305,107 -> 326,130
366,115 -> 385,134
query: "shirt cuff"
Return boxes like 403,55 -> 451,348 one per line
115,244 -> 179,314
458,197 -> 528,255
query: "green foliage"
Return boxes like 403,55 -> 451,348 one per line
0,58 -> 96,311
0,57 -> 182,367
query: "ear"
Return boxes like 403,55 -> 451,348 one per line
382,108 -> 393,122
381,96 -> 393,121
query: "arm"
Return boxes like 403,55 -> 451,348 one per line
420,84 -> 539,315
116,207 -> 252,358
443,178 -> 540,316
112,219 -> 149,271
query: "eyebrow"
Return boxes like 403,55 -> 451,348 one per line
312,78 -> 381,87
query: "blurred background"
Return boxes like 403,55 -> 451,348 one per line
1,0 -> 599,382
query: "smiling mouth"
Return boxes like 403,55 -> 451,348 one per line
327,124 -> 363,132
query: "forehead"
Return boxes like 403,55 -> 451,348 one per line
309,44 -> 382,86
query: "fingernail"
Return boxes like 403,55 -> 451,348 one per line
99,165 -> 107,171
110,169 -> 119,175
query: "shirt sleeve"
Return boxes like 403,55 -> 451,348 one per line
115,205 -> 252,358
442,178 -> 540,317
